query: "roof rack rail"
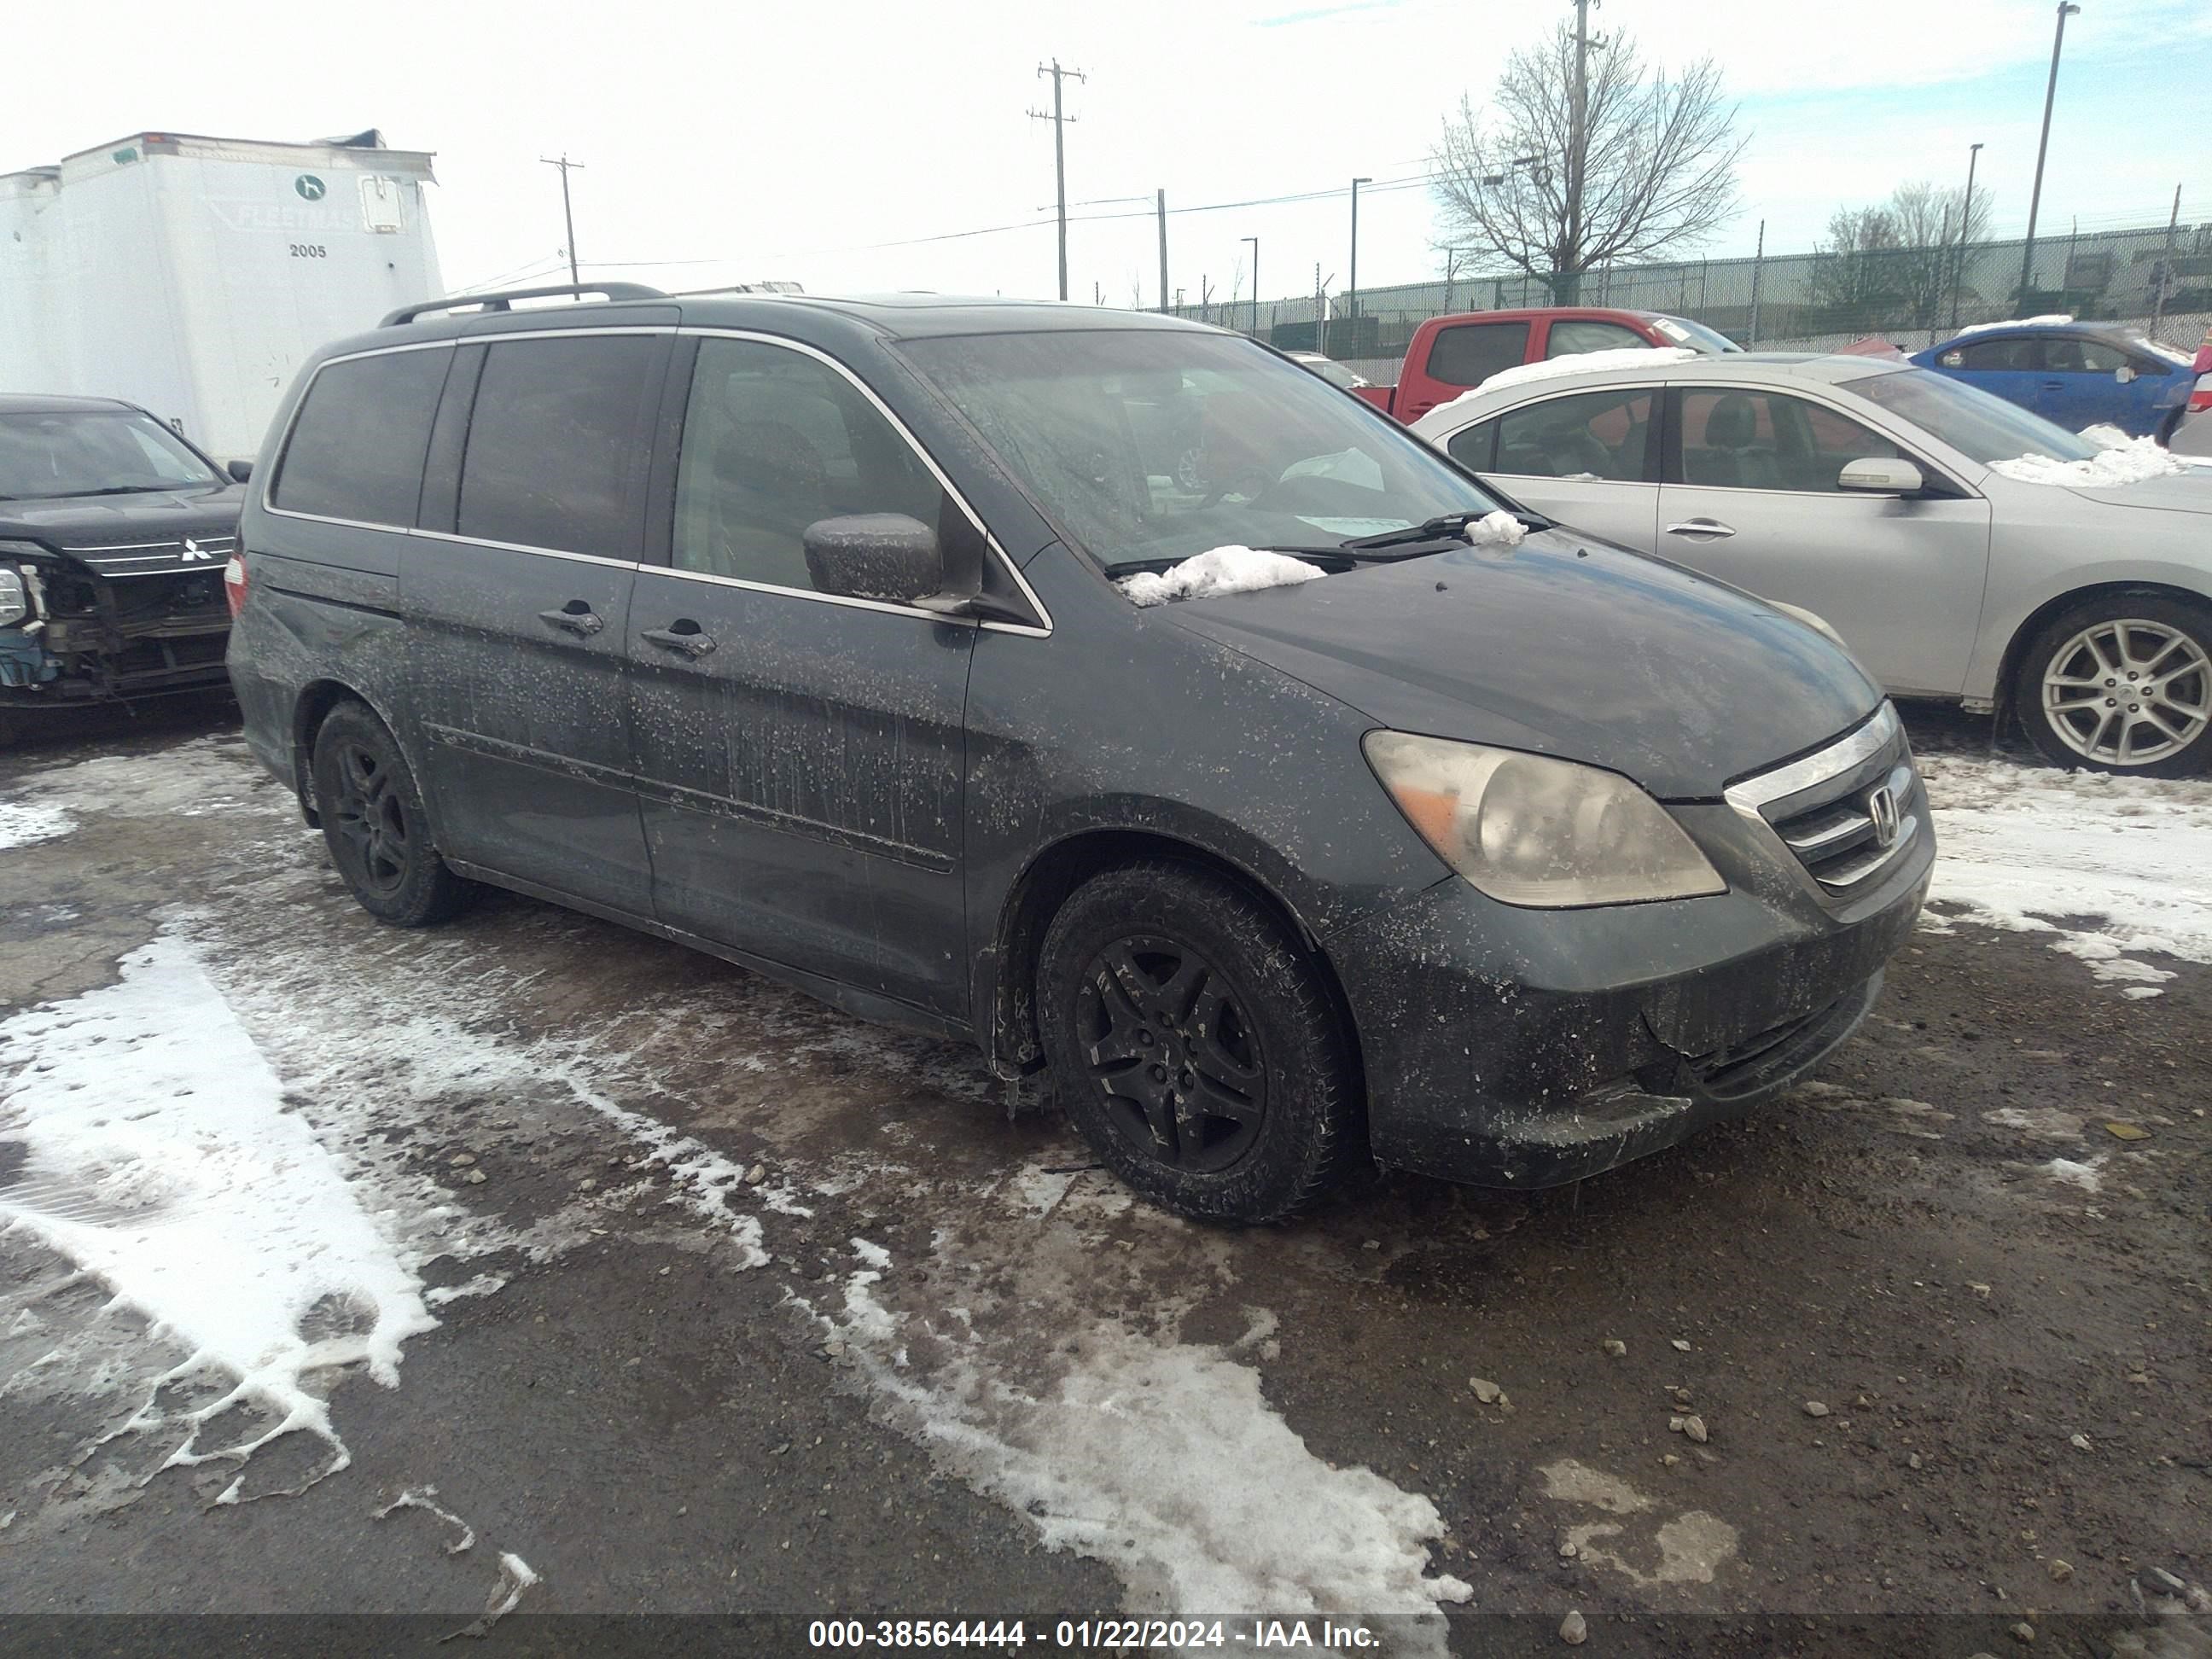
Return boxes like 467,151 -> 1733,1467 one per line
379,282 -> 669,328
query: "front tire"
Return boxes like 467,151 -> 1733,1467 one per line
2015,594 -> 2212,777
310,701 -> 478,926
1036,861 -> 1361,1223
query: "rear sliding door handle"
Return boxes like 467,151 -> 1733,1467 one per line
1664,519 -> 1737,539
641,622 -> 718,658
538,602 -> 604,637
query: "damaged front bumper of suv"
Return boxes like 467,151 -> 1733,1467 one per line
0,537 -> 236,710
1331,705 -> 1936,1188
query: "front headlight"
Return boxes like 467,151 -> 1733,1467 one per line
0,568 -> 26,628
1364,731 -> 1726,907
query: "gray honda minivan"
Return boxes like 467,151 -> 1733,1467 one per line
227,284 -> 1933,1222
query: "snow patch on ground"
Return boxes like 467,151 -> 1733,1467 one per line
1989,433 -> 2186,486
1117,546 -> 1325,608
1919,754 -> 2212,994
1537,1458 -> 1738,1587
2043,1155 -> 2107,1193
0,935 -> 436,1489
0,802 -> 76,850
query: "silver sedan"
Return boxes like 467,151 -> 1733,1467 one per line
1410,354 -> 2212,776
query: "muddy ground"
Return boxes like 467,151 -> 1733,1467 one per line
0,697 -> 2204,1656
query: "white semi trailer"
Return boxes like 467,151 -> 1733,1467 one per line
0,128 -> 440,460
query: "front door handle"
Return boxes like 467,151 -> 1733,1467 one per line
1664,518 -> 1737,539
538,601 -> 604,637
641,621 -> 718,658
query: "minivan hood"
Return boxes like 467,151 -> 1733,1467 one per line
1162,528 -> 1883,799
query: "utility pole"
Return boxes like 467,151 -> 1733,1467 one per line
1029,60 -> 1086,302
1952,141 -> 1983,334
1747,218 -> 1765,346
1157,189 -> 1170,314
1348,176 -> 1372,352
2152,182 -> 2182,336
1564,0 -> 1596,303
2019,3 -> 2081,306
1243,236 -> 1260,338
539,154 -> 584,288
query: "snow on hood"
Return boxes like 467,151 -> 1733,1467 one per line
1462,509 -> 1527,547
1423,347 -> 1699,425
1117,546 -> 1327,608
1990,431 -> 2191,486
1951,313 -> 2074,339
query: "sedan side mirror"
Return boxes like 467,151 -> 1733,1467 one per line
226,458 -> 254,482
802,514 -> 946,605
1837,457 -> 1924,495
2116,365 -> 2137,385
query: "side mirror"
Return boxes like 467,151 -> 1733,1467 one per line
801,514 -> 945,604
1837,457 -> 1924,495
226,458 -> 254,483
2116,364 -> 2137,385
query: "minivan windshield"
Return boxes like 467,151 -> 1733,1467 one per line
901,329 -> 1505,568
0,409 -> 225,501
1848,367 -> 2101,466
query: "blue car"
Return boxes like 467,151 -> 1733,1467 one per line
1911,318 -> 2197,442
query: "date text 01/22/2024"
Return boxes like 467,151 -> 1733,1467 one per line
806,1619 -> 1387,1649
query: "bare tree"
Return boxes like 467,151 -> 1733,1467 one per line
1807,206 -> 1905,327
1430,22 -> 1745,303
1886,180 -> 1994,332
1809,182 -> 1996,335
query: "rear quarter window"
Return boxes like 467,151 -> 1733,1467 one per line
1426,321 -> 1532,388
272,348 -> 451,526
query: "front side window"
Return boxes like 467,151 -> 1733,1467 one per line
899,329 -> 1505,570
672,339 -> 946,591
1848,367 -> 2101,465
1545,320 -> 1648,358
1675,388 -> 1900,492
1493,388 -> 1654,480
457,335 -> 658,556
2042,336 -> 2125,374
0,407 -> 225,503
1427,321 -> 1532,387
275,351 -> 448,525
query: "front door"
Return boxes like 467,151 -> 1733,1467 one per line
404,330 -> 667,913
1655,385 -> 1992,697
1936,333 -> 2043,422
627,335 -> 977,1017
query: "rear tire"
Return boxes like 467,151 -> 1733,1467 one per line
2013,593 -> 2212,777
1036,861 -> 1361,1223
309,701 -> 478,926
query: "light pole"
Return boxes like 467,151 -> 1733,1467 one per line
1347,177 -> 1371,356
1243,236 -> 1260,339
1951,142 -> 1983,334
2019,3 -> 2081,306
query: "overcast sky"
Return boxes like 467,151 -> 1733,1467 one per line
11,0 -> 2209,308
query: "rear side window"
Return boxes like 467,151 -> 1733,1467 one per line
457,336 -> 659,556
273,348 -> 448,526
1446,419 -> 1499,470
1427,321 -> 1531,387
1494,388 -> 1654,480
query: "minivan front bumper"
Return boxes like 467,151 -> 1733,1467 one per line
1329,730 -> 1933,1189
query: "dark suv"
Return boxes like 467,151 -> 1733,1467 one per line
227,283 -> 1933,1222
2,395 -> 246,724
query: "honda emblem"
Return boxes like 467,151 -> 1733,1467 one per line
1867,785 -> 1901,848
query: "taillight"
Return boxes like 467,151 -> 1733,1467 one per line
2190,385 -> 2212,414
223,551 -> 248,618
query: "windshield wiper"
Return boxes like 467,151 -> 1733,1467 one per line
64,485 -> 183,498
1336,509 -> 1552,553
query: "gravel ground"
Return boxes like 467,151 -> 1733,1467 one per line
0,697 -> 2205,1656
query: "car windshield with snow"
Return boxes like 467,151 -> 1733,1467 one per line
226,286 -> 1932,1224
1412,352 -> 2212,777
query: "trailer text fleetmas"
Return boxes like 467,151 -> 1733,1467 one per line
0,129 -> 440,461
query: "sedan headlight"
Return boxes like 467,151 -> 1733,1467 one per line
0,567 -> 26,628
1364,731 -> 1726,907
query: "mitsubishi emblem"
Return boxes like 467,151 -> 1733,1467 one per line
180,538 -> 212,562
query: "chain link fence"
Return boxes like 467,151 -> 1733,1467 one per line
1167,219 -> 2211,384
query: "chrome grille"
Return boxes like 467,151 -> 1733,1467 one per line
1726,704 -> 1923,900
61,534 -> 239,578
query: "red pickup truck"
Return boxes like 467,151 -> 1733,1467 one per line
1352,306 -> 1742,423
